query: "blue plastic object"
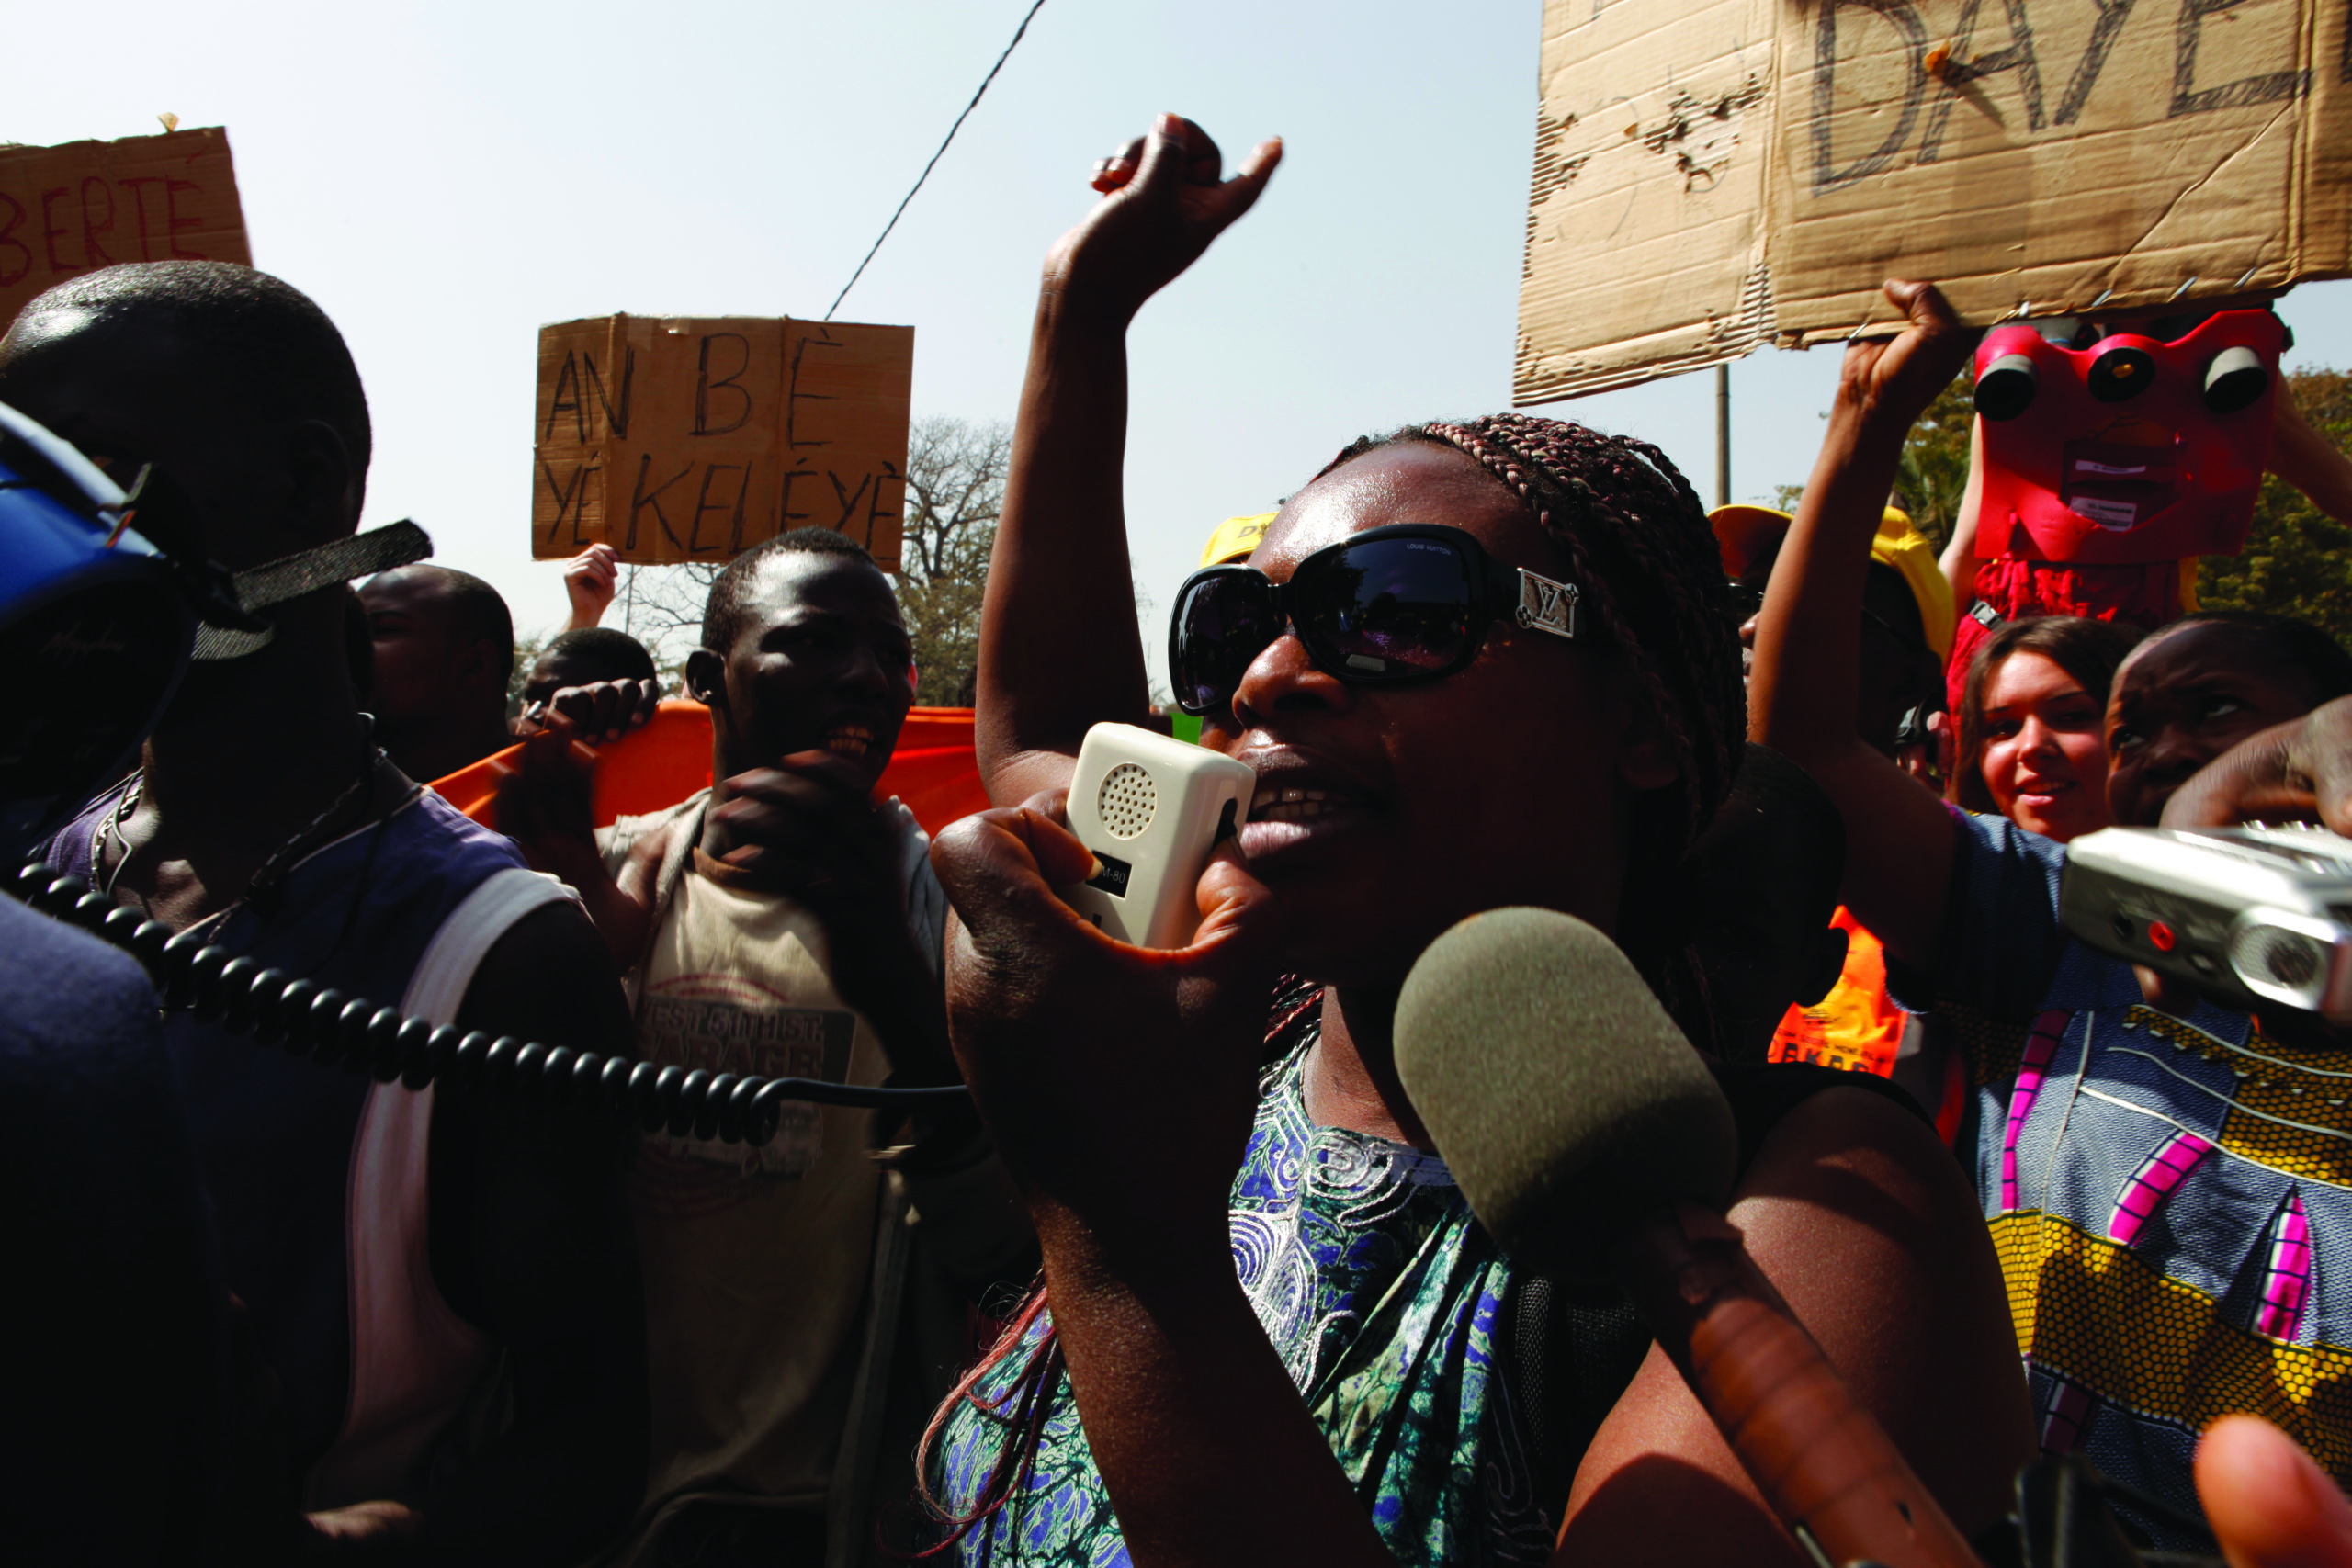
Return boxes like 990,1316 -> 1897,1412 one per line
0,402 -> 195,857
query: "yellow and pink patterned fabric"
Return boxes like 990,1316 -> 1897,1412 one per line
1902,808 -> 2352,1548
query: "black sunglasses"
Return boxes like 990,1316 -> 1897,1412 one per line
1168,524 -> 1585,717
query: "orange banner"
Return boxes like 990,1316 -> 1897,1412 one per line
432,702 -> 988,840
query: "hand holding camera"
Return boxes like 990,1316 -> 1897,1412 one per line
2064,696 -> 2352,1025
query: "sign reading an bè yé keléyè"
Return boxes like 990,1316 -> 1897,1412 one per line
1517,0 -> 2352,401
0,129 -> 251,330
532,315 -> 913,571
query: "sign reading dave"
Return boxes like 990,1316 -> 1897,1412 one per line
1517,0 -> 2352,401
532,315 -> 914,571
0,129 -> 251,329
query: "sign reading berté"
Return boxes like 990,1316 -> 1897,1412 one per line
0,128 -> 251,329
532,315 -> 913,572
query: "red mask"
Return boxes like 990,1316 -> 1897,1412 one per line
1973,309 -> 2284,566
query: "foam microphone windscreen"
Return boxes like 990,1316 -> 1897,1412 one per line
1394,907 -> 1738,1277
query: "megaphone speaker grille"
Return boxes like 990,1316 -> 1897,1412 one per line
1097,762 -> 1158,840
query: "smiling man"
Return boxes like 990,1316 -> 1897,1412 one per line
2103,610 -> 2352,827
506,526 -> 1026,1567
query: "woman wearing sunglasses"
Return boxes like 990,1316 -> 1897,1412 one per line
919,115 -> 2031,1566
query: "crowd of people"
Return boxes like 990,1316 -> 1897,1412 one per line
14,107 -> 2352,1568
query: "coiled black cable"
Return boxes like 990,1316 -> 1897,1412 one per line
7,857 -> 968,1146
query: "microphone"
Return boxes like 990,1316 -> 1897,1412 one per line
1393,907 -> 1981,1568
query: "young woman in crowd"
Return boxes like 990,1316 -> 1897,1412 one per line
1949,615 -> 2140,842
1753,279 -> 2352,1548
915,114 -> 2032,1568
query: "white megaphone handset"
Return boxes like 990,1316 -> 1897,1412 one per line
1058,722 -> 1256,949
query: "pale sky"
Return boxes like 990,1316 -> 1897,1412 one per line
14,0 -> 2352,690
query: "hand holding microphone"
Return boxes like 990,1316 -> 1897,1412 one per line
1394,908 -> 1984,1568
928,790 -> 1292,1237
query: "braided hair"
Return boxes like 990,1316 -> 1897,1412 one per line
915,415 -> 1746,1559
1317,414 -> 1747,1036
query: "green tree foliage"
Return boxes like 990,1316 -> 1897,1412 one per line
1765,371 -> 1971,547
2197,369 -> 2352,645
1891,371 -> 1973,553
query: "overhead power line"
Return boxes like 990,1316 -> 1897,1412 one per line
824,0 -> 1049,321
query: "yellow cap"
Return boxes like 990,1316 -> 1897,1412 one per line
1868,507 -> 1955,663
1200,511 -> 1278,568
1707,503 -> 1955,663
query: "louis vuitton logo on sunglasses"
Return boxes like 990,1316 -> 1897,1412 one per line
1516,571 -> 1581,641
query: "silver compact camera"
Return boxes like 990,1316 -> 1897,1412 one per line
2061,825 -> 2352,1022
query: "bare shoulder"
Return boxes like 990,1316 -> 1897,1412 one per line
1727,1081 -> 2033,1529
1559,1080 -> 2033,1562
1734,1082 -> 1964,1224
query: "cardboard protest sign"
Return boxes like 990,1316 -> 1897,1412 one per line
0,129 -> 251,331
1517,0 -> 1776,400
533,315 -> 913,571
1518,0 -> 2352,402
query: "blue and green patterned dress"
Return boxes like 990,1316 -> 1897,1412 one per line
932,1008 -> 1555,1567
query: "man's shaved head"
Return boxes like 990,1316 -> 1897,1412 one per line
358,565 -> 519,779
5,261 -> 371,484
361,565 -> 516,682
700,527 -> 884,656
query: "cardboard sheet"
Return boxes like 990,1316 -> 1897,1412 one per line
1518,0 -> 2352,401
1518,0 -> 1780,400
532,314 -> 913,570
0,129 -> 251,330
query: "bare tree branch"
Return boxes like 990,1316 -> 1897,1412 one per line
599,416 -> 1012,706
898,416 -> 1010,706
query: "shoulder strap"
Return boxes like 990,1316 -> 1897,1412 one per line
879,796 -> 948,975
312,864 -> 572,1507
619,793 -> 708,981
399,866 -> 577,1023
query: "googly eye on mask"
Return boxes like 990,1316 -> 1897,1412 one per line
1972,308 -> 2287,568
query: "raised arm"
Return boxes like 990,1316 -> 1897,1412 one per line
560,544 -> 619,632
976,115 -> 1280,805
1749,282 -> 1975,967
1939,419 -> 1985,615
2267,377 -> 2352,524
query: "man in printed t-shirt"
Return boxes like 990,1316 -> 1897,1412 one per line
506,527 -> 1032,1568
